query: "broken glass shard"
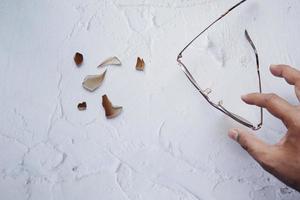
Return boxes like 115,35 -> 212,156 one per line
82,70 -> 107,92
98,56 -> 121,68
77,102 -> 87,111
136,57 -> 145,71
74,52 -> 83,66
102,95 -> 122,119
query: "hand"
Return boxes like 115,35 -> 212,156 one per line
228,64 -> 300,192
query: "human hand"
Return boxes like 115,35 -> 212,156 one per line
228,64 -> 300,192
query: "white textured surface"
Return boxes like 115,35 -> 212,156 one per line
1,0 -> 300,199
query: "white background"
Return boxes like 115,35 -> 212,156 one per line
1,0 -> 300,199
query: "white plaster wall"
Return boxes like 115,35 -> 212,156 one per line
0,0 -> 300,199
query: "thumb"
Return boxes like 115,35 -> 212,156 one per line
228,129 -> 271,164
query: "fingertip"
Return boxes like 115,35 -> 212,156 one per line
241,93 -> 262,105
228,129 -> 239,142
270,64 -> 282,77
241,93 -> 255,103
241,94 -> 248,101
270,64 -> 278,70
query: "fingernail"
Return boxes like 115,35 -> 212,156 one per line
241,94 -> 248,100
270,64 -> 281,76
228,129 -> 239,141
270,64 -> 278,70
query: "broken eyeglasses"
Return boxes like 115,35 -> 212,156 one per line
177,0 -> 263,130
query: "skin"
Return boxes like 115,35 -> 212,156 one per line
228,64 -> 300,192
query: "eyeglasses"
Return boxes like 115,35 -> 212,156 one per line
177,0 -> 263,130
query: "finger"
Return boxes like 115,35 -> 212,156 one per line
270,64 -> 300,85
242,93 -> 294,126
270,65 -> 300,101
228,129 -> 271,165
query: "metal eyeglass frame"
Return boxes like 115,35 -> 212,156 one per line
176,0 -> 263,130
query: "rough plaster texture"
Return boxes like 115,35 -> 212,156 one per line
0,0 -> 300,199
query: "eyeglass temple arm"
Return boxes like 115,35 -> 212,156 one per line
245,30 -> 263,130
178,0 -> 248,59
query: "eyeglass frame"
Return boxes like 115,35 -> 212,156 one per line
176,0 -> 263,130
